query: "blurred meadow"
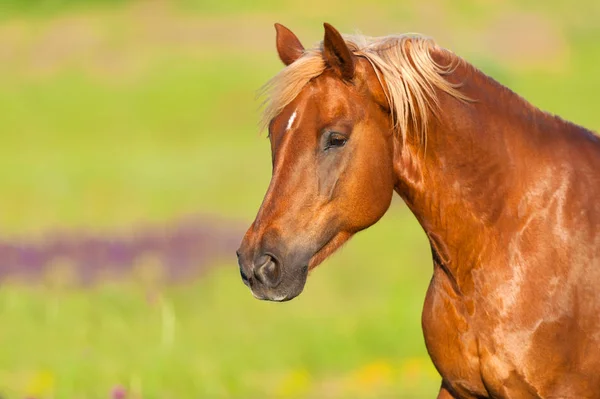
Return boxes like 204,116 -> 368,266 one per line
0,0 -> 599,398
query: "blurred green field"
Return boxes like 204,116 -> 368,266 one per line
0,0 -> 599,398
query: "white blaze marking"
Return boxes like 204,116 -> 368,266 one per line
286,110 -> 297,131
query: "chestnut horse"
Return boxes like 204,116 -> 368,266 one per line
236,23 -> 600,398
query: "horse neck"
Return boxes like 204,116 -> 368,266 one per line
393,52 -> 568,294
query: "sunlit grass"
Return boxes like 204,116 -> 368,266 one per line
0,208 -> 441,398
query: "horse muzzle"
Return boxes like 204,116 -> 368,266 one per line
236,236 -> 309,302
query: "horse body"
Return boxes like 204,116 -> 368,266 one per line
399,50 -> 600,397
237,23 -> 600,398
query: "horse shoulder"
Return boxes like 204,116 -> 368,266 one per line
422,263 -> 488,398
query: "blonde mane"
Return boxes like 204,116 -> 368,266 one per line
260,33 -> 471,142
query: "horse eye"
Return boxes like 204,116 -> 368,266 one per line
326,133 -> 348,150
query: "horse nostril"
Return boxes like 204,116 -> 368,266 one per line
237,250 -> 252,286
240,267 -> 250,284
254,254 -> 282,288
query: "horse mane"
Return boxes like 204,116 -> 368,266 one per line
260,33 -> 472,141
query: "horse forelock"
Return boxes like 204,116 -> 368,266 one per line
259,32 -> 471,142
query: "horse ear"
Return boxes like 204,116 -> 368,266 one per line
275,23 -> 305,66
322,23 -> 355,81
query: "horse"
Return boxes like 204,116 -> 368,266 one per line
236,22 -> 600,398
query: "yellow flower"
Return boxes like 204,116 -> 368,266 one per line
25,370 -> 55,398
352,360 -> 393,392
275,369 -> 311,398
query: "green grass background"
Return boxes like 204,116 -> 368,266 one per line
0,0 -> 599,397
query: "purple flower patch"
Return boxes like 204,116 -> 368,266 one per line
0,214 -> 244,285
